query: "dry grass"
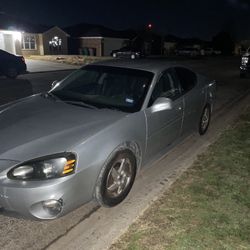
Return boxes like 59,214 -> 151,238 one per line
25,55 -> 112,66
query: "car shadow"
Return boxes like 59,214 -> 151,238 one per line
0,76 -> 33,105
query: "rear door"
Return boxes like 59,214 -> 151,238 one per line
118,47 -> 132,58
174,67 -> 203,134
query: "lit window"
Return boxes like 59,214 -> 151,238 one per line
22,35 -> 36,50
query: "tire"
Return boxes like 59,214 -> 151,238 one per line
199,105 -> 211,135
131,54 -> 136,60
5,67 -> 18,79
240,72 -> 246,78
95,150 -> 137,207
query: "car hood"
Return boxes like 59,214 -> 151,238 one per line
0,95 -> 126,162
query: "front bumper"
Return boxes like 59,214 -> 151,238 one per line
0,160 -> 93,219
240,65 -> 250,73
19,63 -> 27,74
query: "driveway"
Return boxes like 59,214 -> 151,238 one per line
25,59 -> 80,73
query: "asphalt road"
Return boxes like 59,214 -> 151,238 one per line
0,57 -> 249,250
0,70 -> 73,105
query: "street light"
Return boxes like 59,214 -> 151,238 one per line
147,23 -> 153,30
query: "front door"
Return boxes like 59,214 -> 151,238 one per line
144,68 -> 184,162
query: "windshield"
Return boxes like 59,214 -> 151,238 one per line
51,65 -> 153,113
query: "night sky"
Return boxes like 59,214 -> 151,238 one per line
1,0 -> 249,40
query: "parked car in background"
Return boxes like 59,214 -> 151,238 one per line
200,48 -> 222,56
111,46 -> 144,59
204,48 -> 214,56
0,60 -> 216,220
240,47 -> 250,78
176,47 -> 201,58
0,49 -> 27,78
213,50 -> 222,55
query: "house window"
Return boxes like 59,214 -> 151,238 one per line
22,35 -> 36,50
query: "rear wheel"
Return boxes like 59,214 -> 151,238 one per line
131,54 -> 136,60
95,150 -> 137,207
5,66 -> 18,79
199,105 -> 211,135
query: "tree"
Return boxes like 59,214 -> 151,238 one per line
212,32 -> 235,55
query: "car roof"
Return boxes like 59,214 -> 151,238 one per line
0,49 -> 15,57
91,59 -> 184,74
0,49 -> 9,55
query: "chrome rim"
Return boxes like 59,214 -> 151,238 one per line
201,107 -> 210,131
106,158 -> 132,198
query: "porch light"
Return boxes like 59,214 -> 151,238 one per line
13,32 -> 22,42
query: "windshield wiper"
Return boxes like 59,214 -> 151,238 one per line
42,92 -> 58,101
65,100 -> 98,110
101,107 -> 122,112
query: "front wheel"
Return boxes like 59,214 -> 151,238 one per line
95,150 -> 137,207
199,105 -> 211,135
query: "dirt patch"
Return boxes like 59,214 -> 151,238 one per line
25,55 -> 112,66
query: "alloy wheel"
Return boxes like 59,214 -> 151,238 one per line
106,158 -> 132,198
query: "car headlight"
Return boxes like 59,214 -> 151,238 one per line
8,153 -> 76,180
242,57 -> 249,65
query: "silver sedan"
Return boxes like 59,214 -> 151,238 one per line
0,60 -> 216,219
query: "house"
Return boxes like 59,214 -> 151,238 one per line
164,35 -> 180,55
65,23 -> 136,56
0,12 -> 69,55
234,39 -> 250,55
0,12 -> 166,57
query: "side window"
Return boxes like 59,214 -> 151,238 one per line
175,67 -> 197,93
148,69 -> 181,107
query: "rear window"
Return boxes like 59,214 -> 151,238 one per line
0,49 -> 11,57
175,67 -> 197,93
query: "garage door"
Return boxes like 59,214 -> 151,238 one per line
0,33 -> 5,50
0,33 -> 15,54
4,34 -> 15,53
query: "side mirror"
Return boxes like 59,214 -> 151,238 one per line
51,80 -> 59,89
151,97 -> 173,112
